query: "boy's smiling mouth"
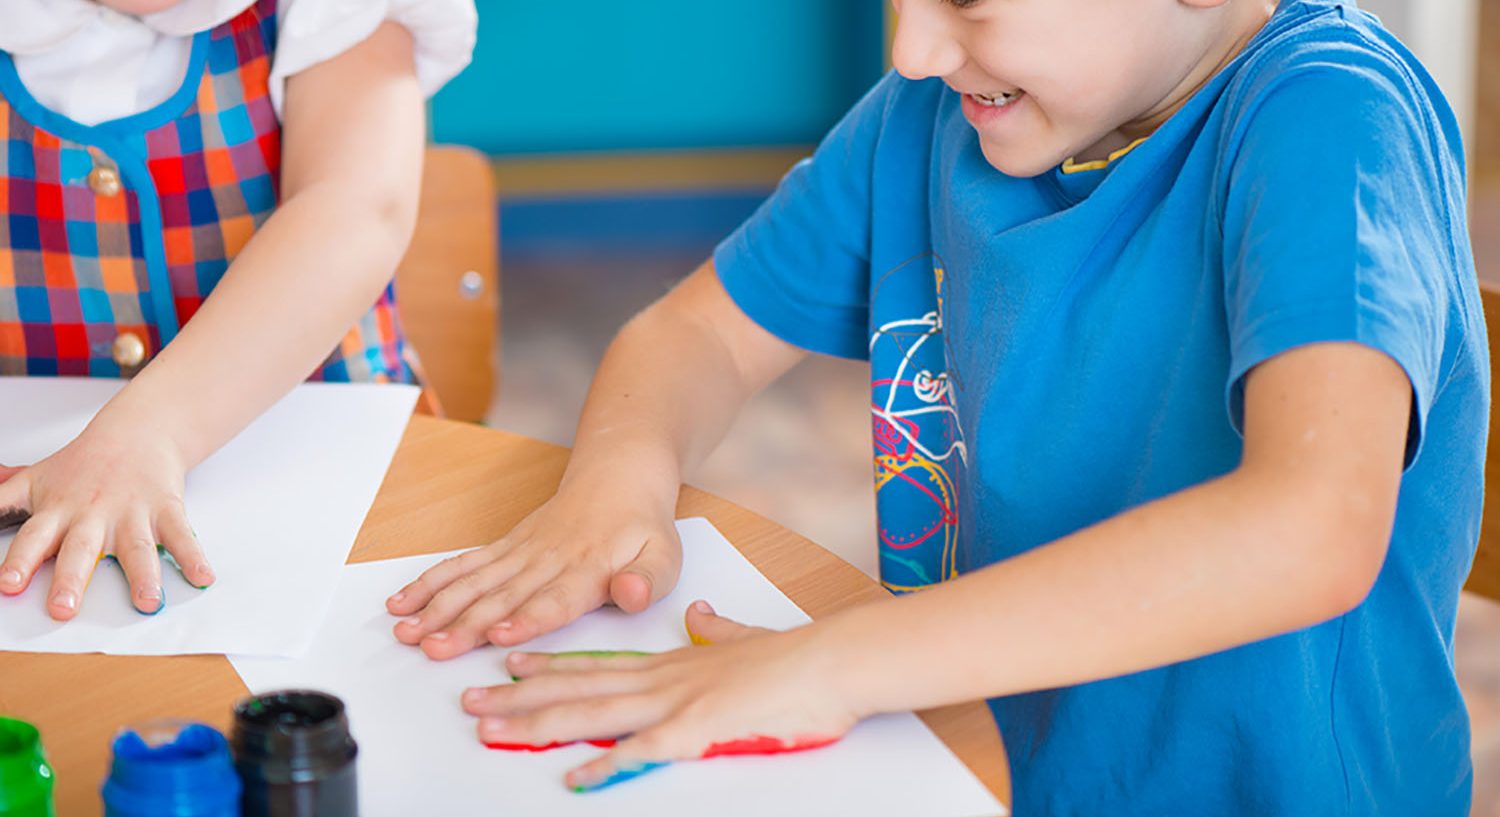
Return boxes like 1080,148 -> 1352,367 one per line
968,90 -> 1025,109
958,85 -> 1029,130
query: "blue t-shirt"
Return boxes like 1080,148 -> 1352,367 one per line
714,2 -> 1488,814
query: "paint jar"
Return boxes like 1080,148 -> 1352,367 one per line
230,691 -> 357,817
0,717 -> 54,817
101,721 -> 241,817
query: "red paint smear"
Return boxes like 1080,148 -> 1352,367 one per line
701,734 -> 840,759
485,738 -> 617,752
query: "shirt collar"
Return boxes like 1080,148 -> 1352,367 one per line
0,0 -> 256,55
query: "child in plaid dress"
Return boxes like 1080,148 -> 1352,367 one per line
0,0 -> 474,618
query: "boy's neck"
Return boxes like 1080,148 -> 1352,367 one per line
1076,1 -> 1277,163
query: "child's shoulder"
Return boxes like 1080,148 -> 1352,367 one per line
1210,0 -> 1466,206
1223,1 -> 1451,134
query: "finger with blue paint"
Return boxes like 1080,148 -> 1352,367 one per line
0,433 -> 215,621
467,601 -> 856,794
111,516 -> 165,615
569,760 -> 670,793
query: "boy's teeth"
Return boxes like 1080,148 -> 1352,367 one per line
971,91 -> 1020,108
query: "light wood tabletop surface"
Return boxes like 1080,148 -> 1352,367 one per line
0,415 -> 1011,815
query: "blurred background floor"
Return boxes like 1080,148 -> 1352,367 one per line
485,229 -> 1500,814
488,243 -> 877,575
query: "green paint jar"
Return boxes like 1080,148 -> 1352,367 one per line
0,718 -> 54,817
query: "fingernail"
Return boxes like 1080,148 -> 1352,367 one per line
462,688 -> 486,704
479,718 -> 506,738
494,620 -> 513,630
0,569 -> 21,588
389,591 -> 406,604
427,631 -> 450,642
692,600 -> 714,615
571,761 -> 671,794
53,591 -> 77,612
139,587 -> 165,616
401,616 -> 421,628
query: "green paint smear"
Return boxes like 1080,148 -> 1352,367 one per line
510,650 -> 654,682
155,544 -> 210,589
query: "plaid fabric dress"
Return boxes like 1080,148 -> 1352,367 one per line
0,0 -> 412,381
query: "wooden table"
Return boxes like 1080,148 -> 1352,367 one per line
0,416 -> 1011,815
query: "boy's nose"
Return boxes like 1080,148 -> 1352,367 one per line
889,4 -> 966,81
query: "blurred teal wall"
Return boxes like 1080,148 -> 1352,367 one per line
431,1 -> 886,155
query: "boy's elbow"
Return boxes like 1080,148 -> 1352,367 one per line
1311,536 -> 1386,620
1284,482 -> 1395,622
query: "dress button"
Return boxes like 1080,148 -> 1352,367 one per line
112,332 -> 147,368
88,165 -> 122,197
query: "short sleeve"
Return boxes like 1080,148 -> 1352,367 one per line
269,0 -> 478,116
1221,60 -> 1458,466
713,73 -> 905,360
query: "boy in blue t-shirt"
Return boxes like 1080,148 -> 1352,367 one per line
390,0 -> 1488,811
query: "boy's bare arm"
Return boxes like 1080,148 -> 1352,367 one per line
456,340 -> 1414,784
389,261 -> 807,659
832,340 -> 1409,714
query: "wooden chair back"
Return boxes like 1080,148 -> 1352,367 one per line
394,146 -> 500,423
1468,282 -> 1500,601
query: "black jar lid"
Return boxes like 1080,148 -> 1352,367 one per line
231,690 -> 357,783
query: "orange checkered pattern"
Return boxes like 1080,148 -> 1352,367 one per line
0,0 -> 412,381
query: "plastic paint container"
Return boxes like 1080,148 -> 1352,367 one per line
231,691 -> 357,817
0,717 -> 53,817
102,721 -> 241,817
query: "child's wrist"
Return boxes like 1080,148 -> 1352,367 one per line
561,438 -> 681,503
84,399 -> 191,471
801,609 -> 895,721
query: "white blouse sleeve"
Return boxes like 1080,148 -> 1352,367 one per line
269,0 -> 477,116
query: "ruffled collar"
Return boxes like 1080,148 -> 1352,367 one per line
0,0 -> 256,55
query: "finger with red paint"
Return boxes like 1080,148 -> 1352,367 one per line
463,601 -> 860,793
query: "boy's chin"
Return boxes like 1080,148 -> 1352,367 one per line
100,0 -> 188,14
977,140 -> 1065,179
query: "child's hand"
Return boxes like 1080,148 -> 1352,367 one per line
0,426 -> 215,619
386,471 -> 684,660
460,601 -> 861,792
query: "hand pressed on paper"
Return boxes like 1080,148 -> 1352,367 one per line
0,427 -> 215,619
460,601 -> 858,792
386,472 -> 684,660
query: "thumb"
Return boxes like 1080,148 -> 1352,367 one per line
609,532 -> 683,614
0,469 -> 31,529
684,600 -> 771,646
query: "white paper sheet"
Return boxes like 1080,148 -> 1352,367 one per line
229,518 -> 1006,817
0,377 -> 418,657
